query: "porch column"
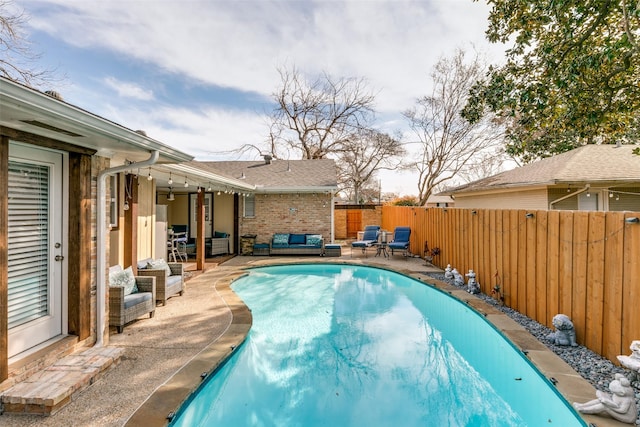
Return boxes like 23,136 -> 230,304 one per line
124,174 -> 139,273
195,189 -> 205,271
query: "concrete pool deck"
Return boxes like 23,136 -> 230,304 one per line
1,253 -> 629,427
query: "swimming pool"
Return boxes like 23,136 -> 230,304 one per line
171,264 -> 586,426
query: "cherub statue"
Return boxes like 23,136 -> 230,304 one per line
546,314 -> 578,346
465,269 -> 480,294
573,373 -> 638,424
444,264 -> 453,279
617,340 -> 640,380
452,269 -> 464,287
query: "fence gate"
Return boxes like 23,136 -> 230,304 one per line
346,210 -> 362,238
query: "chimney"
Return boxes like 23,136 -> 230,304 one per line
264,154 -> 272,164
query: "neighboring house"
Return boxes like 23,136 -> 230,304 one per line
201,157 -> 338,246
425,194 -> 455,208
441,144 -> 640,211
0,78 -> 273,391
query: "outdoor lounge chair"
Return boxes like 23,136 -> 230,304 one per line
137,258 -> 184,306
108,265 -> 156,333
351,225 -> 380,257
388,226 -> 411,257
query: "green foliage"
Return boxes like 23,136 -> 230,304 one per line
465,0 -> 640,161
390,196 -> 420,206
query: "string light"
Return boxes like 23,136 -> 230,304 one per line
168,172 -> 173,185
147,167 -> 153,181
184,176 -> 189,188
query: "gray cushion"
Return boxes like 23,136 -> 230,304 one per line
137,258 -> 153,270
166,275 -> 182,286
147,258 -> 171,277
123,292 -> 152,309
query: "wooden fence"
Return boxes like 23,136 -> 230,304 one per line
382,206 -> 640,363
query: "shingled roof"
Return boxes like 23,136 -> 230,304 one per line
197,158 -> 338,192
445,144 -> 640,195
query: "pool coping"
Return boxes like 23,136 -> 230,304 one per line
126,259 -> 626,427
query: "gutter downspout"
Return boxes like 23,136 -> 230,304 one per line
549,184 -> 590,210
96,151 -> 159,346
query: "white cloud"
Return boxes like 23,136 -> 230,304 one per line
28,0 -> 503,113
24,0 -> 507,196
103,76 -> 154,101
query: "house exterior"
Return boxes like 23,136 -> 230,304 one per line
442,145 -> 640,211
1,78 -> 311,393
0,78 -> 340,392
201,158 -> 338,246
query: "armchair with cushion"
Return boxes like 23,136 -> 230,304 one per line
388,226 -> 412,257
137,258 -> 184,306
351,225 -> 380,257
108,265 -> 156,333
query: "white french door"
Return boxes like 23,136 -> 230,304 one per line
7,142 -> 67,359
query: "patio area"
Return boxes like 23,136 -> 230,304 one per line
0,252 -> 630,427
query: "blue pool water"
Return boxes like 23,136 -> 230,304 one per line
172,264 -> 585,427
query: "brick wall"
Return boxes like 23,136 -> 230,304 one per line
239,193 -> 332,244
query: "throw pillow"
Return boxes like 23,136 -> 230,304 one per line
109,266 -> 138,296
289,234 -> 306,245
306,234 -> 323,246
148,259 -> 172,277
272,233 -> 289,245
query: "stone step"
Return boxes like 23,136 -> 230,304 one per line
1,346 -> 124,416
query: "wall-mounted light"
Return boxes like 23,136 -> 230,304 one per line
168,172 -> 173,185
586,192 -> 591,197
625,217 -> 640,224
526,213 -> 535,218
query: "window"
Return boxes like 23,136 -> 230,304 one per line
109,175 -> 119,228
244,194 -> 255,217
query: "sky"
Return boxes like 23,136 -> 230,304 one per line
13,0 -> 506,196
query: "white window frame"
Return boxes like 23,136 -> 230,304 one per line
243,194 -> 255,218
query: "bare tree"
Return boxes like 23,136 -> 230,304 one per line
269,66 -> 376,160
338,129 -> 404,203
0,1 -> 57,88
403,48 -> 504,206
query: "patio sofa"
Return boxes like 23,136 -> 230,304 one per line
137,258 -> 184,306
108,265 -> 156,333
269,233 -> 324,256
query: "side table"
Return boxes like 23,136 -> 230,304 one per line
375,242 -> 389,258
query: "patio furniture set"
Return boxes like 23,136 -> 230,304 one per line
108,258 -> 185,333
351,225 -> 412,258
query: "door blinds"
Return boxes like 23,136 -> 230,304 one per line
7,160 -> 50,329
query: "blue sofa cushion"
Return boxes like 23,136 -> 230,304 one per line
123,292 -> 152,309
272,233 -> 289,246
306,234 -> 323,246
214,231 -> 228,238
289,234 -> 306,245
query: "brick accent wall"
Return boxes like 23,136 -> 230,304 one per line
239,193 -> 332,244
